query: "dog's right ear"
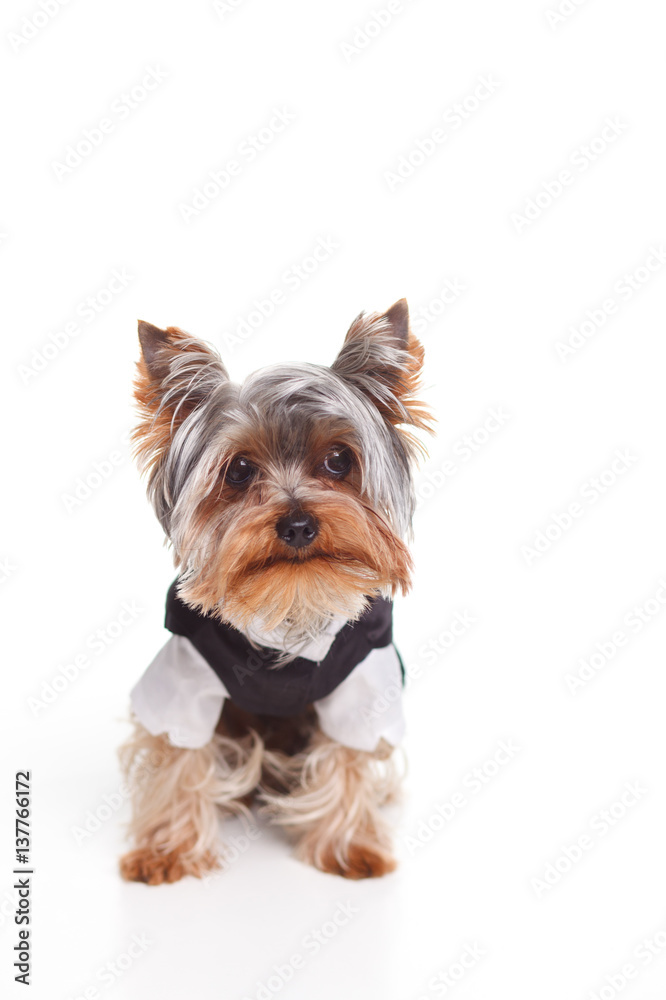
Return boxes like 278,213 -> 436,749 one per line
136,321 -> 229,395
137,320 -> 174,382
134,321 -> 229,479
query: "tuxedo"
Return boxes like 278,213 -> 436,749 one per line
131,579 -> 406,752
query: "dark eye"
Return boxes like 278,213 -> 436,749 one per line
226,457 -> 255,486
323,448 -> 352,477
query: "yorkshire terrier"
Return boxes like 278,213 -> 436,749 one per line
119,298 -> 432,883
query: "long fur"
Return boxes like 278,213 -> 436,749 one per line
119,718 -> 263,884
119,720 -> 402,882
260,734 -> 402,878
120,300 -> 431,882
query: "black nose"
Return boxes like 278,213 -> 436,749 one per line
276,510 -> 319,549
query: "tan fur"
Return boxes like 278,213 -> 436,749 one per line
178,487 -> 412,632
118,717 -> 263,884
260,733 -> 401,879
120,302 -> 428,883
119,717 -> 400,882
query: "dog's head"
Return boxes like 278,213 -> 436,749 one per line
134,299 -> 433,635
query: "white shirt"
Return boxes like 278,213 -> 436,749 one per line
130,621 -> 406,753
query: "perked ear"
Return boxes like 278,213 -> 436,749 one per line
136,320 -> 228,390
331,298 -> 434,436
135,320 -> 229,402
137,320 -> 173,381
133,320 -> 228,480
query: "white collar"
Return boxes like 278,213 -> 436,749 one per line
241,615 -> 348,662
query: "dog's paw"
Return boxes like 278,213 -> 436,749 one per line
313,842 -> 397,880
119,846 -> 218,885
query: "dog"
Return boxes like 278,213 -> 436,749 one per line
119,298 -> 433,883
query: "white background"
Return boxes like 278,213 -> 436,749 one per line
2,0 -> 666,998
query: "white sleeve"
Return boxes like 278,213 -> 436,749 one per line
314,644 -> 406,752
130,635 -> 228,749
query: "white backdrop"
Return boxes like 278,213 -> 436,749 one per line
2,1 -> 666,998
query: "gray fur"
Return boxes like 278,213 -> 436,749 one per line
143,320 -> 420,578
151,363 -> 414,550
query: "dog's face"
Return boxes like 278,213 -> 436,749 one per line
134,299 -> 432,634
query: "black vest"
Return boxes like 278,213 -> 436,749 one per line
164,580 -> 399,718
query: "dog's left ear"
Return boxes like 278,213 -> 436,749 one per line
332,299 -> 434,434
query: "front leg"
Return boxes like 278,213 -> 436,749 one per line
119,718 -> 263,884
260,731 -> 401,879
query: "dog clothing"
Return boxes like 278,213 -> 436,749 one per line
130,579 -> 406,752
